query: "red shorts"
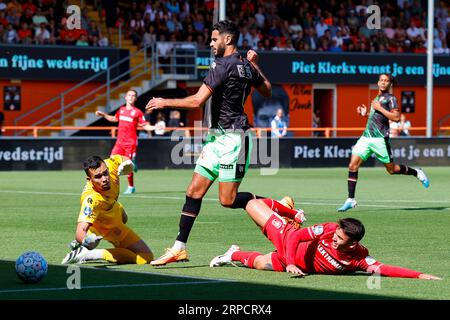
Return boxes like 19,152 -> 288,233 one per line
262,214 -> 295,272
111,144 -> 136,159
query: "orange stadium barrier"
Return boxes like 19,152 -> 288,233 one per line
3,126 -> 450,138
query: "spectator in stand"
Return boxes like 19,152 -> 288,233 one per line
414,40 -> 427,53
347,10 -> 360,30
141,24 -> 156,50
46,18 -> 58,45
332,29 -> 344,48
394,22 -> 407,42
239,39 -> 252,51
18,22 -> 32,44
32,8 -> 48,31
384,20 -> 395,40
3,23 -> 18,43
406,20 -> 425,42
6,7 -> 20,27
403,39 -> 414,53
315,16 -> 328,38
129,12 -> 145,46
330,39 -> 342,52
22,0 -> 37,15
254,6 -> 265,29
271,108 -> 288,138
237,25 -> 252,48
166,0 -> 180,15
76,33 -> 89,46
398,114 -> 412,136
6,0 -> 22,17
34,22 -> 50,44
153,112 -> 166,137
289,17 -> 303,39
0,11 -> 8,28
434,29 -> 449,54
101,0 -> 117,44
304,27 -> 318,50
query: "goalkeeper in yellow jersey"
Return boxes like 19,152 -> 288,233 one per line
61,155 -> 154,265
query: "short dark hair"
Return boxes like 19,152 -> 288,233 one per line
379,73 -> 397,86
212,20 -> 239,45
338,218 -> 365,242
83,156 -> 104,176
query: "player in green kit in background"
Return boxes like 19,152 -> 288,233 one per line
338,73 -> 429,212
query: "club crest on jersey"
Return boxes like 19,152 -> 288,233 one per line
211,61 -> 216,69
365,256 -> 377,265
313,225 -> 323,235
83,205 -> 93,217
272,218 -> 282,229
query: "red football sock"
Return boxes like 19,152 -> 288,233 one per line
127,172 -> 134,187
261,198 -> 297,219
231,251 -> 262,268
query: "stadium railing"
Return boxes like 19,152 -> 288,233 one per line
3,126 -> 450,138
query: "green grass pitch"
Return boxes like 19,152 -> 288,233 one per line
0,167 -> 449,300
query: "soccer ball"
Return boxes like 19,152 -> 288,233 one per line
15,251 -> 48,283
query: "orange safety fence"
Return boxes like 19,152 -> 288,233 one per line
2,126 -> 450,138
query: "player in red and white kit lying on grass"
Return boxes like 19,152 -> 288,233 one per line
210,199 -> 441,280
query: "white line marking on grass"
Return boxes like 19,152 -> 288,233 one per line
0,279 -> 234,294
1,190 -> 450,209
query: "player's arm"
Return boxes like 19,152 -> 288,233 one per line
372,103 -> 400,121
146,84 -> 212,112
247,50 -> 272,98
73,221 -> 103,250
139,122 -> 156,132
285,225 -> 323,265
96,110 -> 118,123
75,221 -> 91,244
361,258 -> 441,280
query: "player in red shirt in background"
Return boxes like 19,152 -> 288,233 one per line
210,199 -> 440,280
96,90 -> 154,194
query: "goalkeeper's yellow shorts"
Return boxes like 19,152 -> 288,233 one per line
89,225 -> 142,249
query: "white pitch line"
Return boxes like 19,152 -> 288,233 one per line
0,279 -> 233,294
1,190 -> 449,209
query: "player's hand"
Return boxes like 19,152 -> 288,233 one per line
418,274 -> 442,280
357,104 -> 367,116
286,264 -> 306,277
96,111 -> 106,117
81,233 -> 103,250
294,209 -> 307,224
146,97 -> 165,112
118,159 -> 134,175
247,50 -> 258,65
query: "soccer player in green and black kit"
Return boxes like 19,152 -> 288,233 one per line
145,20 -> 288,265
338,73 -> 429,212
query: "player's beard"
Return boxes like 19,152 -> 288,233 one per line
214,43 -> 226,58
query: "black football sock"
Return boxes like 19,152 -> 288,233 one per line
348,171 -> 358,199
